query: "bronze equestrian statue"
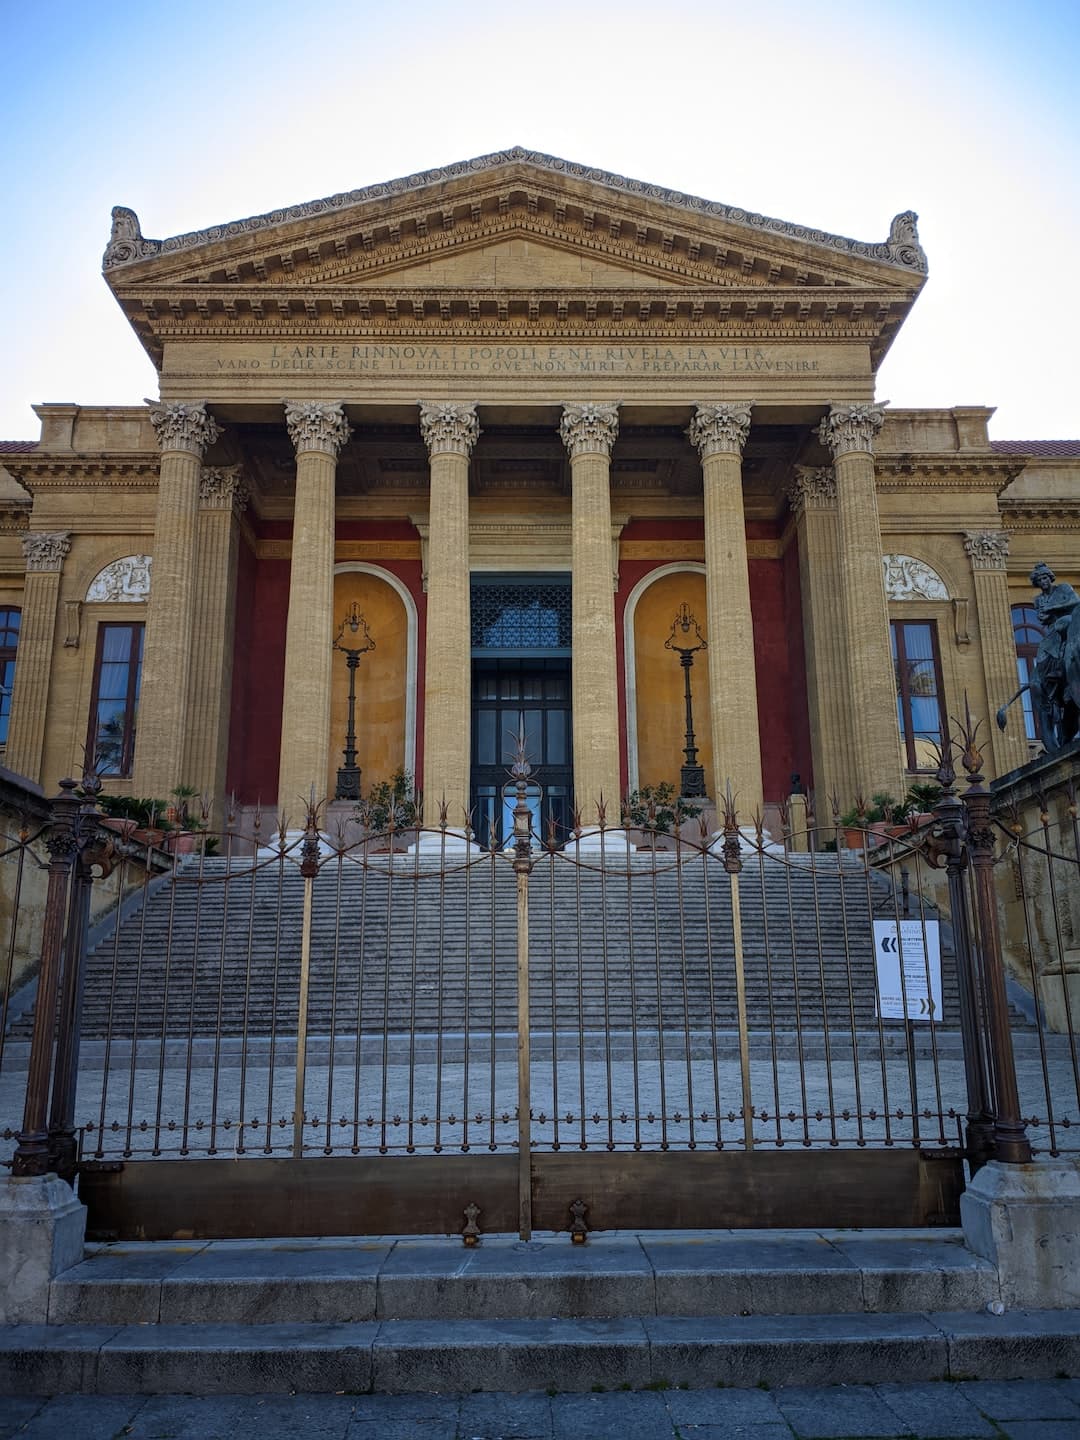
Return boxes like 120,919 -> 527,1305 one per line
997,562 -> 1080,754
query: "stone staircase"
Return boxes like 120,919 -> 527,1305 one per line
2,1228 -> 1078,1394
9,852 -> 961,1042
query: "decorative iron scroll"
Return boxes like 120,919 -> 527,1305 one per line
471,583 -> 571,650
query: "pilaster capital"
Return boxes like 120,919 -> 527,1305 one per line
419,401 -> 480,459
788,465 -> 836,518
22,531 -> 71,573
818,403 -> 886,458
687,403 -> 752,460
559,402 -> 620,459
964,529 -> 1010,570
284,401 -> 352,458
200,465 -> 250,514
146,400 -> 220,457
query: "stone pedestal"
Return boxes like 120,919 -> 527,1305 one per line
0,1174 -> 86,1323
961,1159 -> 1080,1309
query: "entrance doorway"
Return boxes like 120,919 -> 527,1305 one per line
472,658 -> 572,845
470,575 -> 573,846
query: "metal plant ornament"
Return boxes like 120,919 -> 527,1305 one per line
332,602 -> 375,801
665,602 -> 708,799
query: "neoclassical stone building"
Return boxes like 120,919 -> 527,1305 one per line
0,149 -> 1076,832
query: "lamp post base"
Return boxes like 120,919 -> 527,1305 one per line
335,766 -> 361,802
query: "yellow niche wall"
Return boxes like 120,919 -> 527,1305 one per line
328,571 -> 409,800
633,571 -> 713,796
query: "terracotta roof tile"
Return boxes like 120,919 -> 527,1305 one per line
991,440 -> 1080,457
0,441 -> 37,453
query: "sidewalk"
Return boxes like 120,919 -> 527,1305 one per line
3,1379 -> 1080,1438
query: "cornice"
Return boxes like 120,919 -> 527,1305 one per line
874,457 -> 1023,494
103,146 -> 927,278
1,456 -> 162,493
1000,500 -> 1080,531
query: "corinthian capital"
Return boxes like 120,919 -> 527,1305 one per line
964,530 -> 1009,570
788,466 -> 836,519
284,401 -> 352,458
23,532 -> 71,572
559,403 -> 620,459
687,403 -> 752,460
147,400 -> 220,457
818,403 -> 886,458
200,466 -> 250,513
418,402 -> 480,459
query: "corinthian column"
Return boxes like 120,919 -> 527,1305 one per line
560,403 -> 622,826
964,530 -> 1028,776
419,402 -> 478,827
819,403 -> 903,799
183,467 -> 249,813
788,466 -> 855,810
134,401 -> 220,797
687,403 -> 764,819
5,533 -> 71,784
277,402 -> 351,815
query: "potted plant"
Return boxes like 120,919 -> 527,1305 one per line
839,792 -> 900,848
622,783 -> 702,847
357,769 -> 417,848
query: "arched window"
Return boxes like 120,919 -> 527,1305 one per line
0,608 -> 21,746
1012,604 -> 1044,742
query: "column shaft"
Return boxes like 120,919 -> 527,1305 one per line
965,532 -> 1028,776
135,403 -> 219,797
423,452 -> 472,820
183,469 -> 246,811
5,535 -> 70,784
790,469 -> 856,811
561,405 -> 621,822
689,405 -> 763,819
821,406 -> 904,800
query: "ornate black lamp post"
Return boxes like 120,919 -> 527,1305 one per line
665,602 -> 708,798
333,601 -> 375,800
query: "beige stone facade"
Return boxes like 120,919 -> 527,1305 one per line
0,149 -> 1076,831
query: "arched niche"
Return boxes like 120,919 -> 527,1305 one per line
624,563 -> 712,795
329,565 -> 417,799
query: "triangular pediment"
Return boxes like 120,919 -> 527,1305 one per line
104,147 -> 927,294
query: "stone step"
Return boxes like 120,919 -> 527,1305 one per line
46,1231 -> 998,1327
4,1308 -> 1079,1395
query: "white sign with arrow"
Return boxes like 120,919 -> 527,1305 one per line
873,918 -> 942,1023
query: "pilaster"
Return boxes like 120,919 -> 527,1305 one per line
182,467 -> 249,812
819,403 -> 904,799
789,467 -> 855,809
687,403 -> 763,818
5,533 -> 71,784
278,402 -> 351,815
134,401 -> 220,797
964,530 -> 1028,776
419,402 -> 479,825
561,402 -> 622,821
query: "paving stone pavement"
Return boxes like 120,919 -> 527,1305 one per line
2,1379 -> 1080,1439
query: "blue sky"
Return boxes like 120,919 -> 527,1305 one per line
2,0 -> 1078,438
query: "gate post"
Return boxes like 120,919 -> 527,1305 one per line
721,783 -> 753,1151
12,779 -> 82,1177
511,744 -> 535,1241
958,719 -> 1031,1164
292,795 -> 321,1159
924,746 -> 996,1170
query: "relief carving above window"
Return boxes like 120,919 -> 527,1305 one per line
86,555 -> 152,603
882,554 -> 949,602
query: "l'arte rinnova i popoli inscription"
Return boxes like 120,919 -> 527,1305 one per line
168,342 -> 854,377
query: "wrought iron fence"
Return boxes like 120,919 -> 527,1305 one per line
1,720 -> 1077,1239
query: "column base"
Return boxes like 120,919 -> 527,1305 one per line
566,828 -> 636,859
407,829 -> 484,856
0,1173 -> 86,1323
961,1158 -> 1080,1309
